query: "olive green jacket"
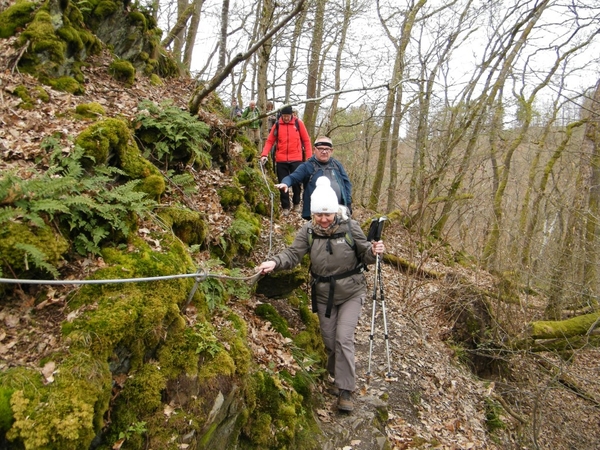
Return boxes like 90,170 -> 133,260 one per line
270,218 -> 376,306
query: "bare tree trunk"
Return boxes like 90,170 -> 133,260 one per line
327,0 -> 352,132
284,6 -> 308,102
582,80 -> 600,306
303,0 -> 327,138
183,0 -> 204,69
257,0 -> 275,135
216,0 -> 230,71
369,0 -> 426,211
161,2 -> 194,50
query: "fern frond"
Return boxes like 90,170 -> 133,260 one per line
14,243 -> 60,278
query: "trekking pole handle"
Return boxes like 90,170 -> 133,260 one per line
374,216 -> 387,241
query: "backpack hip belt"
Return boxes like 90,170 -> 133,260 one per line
310,265 -> 365,318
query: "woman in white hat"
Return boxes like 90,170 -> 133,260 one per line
257,177 -> 385,412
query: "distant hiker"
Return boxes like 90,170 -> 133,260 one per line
266,101 -> 277,132
241,100 -> 261,146
256,177 -> 385,412
260,105 -> 312,216
275,135 -> 352,220
230,99 -> 242,121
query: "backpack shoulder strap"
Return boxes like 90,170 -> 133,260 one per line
307,223 -> 355,251
344,222 -> 356,250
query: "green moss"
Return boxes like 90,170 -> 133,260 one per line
156,48 -> 181,78
0,386 -> 14,433
121,364 -> 166,413
0,0 -> 36,39
56,24 -> 85,54
13,85 -> 34,109
198,350 -> 236,381
109,59 -> 136,86
3,355 -> 111,449
33,85 -> 50,102
127,10 -> 147,30
234,166 -> 270,212
75,102 -> 106,120
255,303 -> 291,338
48,76 -> 84,94
74,118 -> 165,196
20,9 -> 66,64
484,397 -> 506,432
242,370 -> 310,449
149,73 -> 163,85
157,207 -> 208,246
0,222 -> 69,277
137,173 -> 165,198
157,322 -> 201,379
93,0 -> 119,20
218,185 -> 245,211
212,206 -> 261,265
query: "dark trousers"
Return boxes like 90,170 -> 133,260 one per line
276,161 -> 302,209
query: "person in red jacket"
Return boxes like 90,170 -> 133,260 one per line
260,105 -> 313,215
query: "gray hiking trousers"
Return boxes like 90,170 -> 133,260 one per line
316,293 -> 364,392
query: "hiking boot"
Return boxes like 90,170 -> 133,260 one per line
282,209 -> 290,216
291,203 -> 300,212
337,390 -> 354,412
327,375 -> 339,396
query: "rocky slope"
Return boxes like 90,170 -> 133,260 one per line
2,33 -> 600,450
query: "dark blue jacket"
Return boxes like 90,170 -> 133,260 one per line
281,156 -> 352,220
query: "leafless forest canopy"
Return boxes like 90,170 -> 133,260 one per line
159,0 -> 600,317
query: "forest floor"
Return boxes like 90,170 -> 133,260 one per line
2,37 -> 600,450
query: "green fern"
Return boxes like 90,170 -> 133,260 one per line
134,100 -> 211,169
14,243 -> 60,278
0,140 -> 157,272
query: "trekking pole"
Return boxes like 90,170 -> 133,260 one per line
366,216 -> 392,377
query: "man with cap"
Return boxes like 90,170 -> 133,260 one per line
260,105 -> 312,215
275,135 -> 352,220
256,177 -> 385,412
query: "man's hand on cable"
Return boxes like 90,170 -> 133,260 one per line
372,241 -> 385,255
260,156 -> 268,165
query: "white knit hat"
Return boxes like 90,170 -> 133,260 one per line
311,177 -> 339,214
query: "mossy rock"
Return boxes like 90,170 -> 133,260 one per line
149,73 -> 162,86
255,303 -> 292,338
0,0 -> 36,38
75,102 -> 106,120
211,206 -> 261,265
0,222 -> 69,277
74,118 -> 165,197
255,267 -> 308,299
108,59 -> 136,86
235,166 -> 270,211
242,370 -> 313,449
218,184 -> 245,211
12,85 -> 34,109
47,76 -> 84,94
157,207 -> 208,246
2,356 -> 111,449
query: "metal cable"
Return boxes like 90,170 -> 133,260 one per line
258,160 -> 275,257
0,270 -> 262,285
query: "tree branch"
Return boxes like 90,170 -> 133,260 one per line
189,0 -> 307,115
